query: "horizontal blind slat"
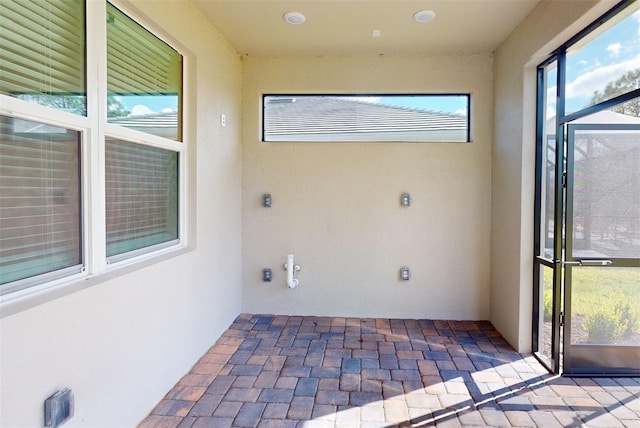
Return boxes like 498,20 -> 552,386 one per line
105,138 -> 178,258
0,0 -> 86,112
106,3 -> 180,96
0,115 -> 81,286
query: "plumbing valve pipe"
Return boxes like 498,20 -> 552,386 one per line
284,254 -> 300,289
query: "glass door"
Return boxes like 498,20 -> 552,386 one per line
563,123 -> 640,376
533,0 -> 640,376
532,59 -> 562,373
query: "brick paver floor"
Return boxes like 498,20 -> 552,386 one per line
139,314 -> 640,427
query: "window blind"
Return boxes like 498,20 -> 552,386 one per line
106,2 -> 181,96
105,138 -> 178,259
0,115 -> 82,293
106,2 -> 182,141
0,0 -> 86,113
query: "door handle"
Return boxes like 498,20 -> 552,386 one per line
579,260 -> 613,266
561,260 -> 613,266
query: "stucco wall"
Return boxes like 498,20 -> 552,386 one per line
491,0 -> 616,352
241,54 -> 493,320
0,1 -> 243,426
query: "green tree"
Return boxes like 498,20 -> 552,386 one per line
18,94 -> 86,115
107,95 -> 130,118
16,94 -> 130,117
590,69 -> 640,117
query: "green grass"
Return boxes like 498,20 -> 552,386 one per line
542,267 -> 640,342
570,268 -> 639,316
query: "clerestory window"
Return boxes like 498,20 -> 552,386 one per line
263,94 -> 471,142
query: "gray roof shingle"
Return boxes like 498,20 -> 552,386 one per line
264,97 -> 468,142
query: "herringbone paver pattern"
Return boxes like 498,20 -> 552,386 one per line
139,315 -> 640,427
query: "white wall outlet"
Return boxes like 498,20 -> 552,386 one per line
220,113 -> 226,127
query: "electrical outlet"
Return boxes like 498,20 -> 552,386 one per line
220,113 -> 226,127
44,388 -> 73,428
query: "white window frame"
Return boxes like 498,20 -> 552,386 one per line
0,0 -> 189,309
0,99 -> 91,298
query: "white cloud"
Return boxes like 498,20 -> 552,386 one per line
546,85 -> 557,116
546,103 -> 556,119
565,54 -> 640,99
454,108 -> 467,116
161,108 -> 175,113
606,42 -> 622,57
545,85 -> 558,120
131,104 -> 154,116
547,85 -> 557,100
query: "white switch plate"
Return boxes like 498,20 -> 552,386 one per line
221,113 -> 226,127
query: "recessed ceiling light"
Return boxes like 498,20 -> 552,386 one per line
413,10 -> 436,23
372,30 -> 381,38
283,12 -> 306,25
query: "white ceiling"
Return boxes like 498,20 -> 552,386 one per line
191,0 -> 541,56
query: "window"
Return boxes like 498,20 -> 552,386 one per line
0,0 -> 87,115
0,1 -> 184,298
105,139 -> 178,261
263,94 -> 470,142
105,1 -> 182,262
532,0 -> 640,368
106,3 -> 182,141
535,0 -> 640,262
564,6 -> 640,116
0,116 -> 82,294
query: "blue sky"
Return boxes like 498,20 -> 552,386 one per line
346,95 -> 468,116
548,6 -> 640,115
118,95 -> 178,116
376,95 -> 467,115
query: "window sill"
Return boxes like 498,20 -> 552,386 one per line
0,244 -> 192,319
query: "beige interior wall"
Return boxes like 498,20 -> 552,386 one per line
241,54 -> 493,320
1,0 -> 625,424
0,1 -> 243,426
491,0 -> 617,352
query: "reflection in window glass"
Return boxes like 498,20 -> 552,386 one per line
565,2 -> 640,114
0,0 -> 86,115
541,61 -> 558,258
106,3 -> 182,141
263,95 -> 470,142
105,139 -> 179,259
544,62 -> 558,124
538,265 -> 554,358
0,115 -> 82,291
